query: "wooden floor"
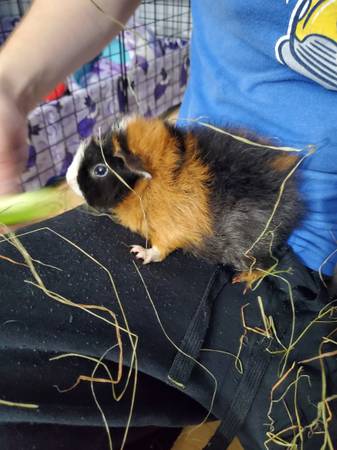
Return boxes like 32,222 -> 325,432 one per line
172,422 -> 243,450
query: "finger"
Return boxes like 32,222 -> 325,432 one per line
0,146 -> 27,195
0,162 -> 23,195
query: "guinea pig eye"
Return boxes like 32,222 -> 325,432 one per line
92,164 -> 109,178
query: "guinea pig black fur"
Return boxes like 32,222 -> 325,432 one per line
66,116 -> 302,288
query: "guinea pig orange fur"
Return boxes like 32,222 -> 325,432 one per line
66,116 -> 302,288
112,117 -> 213,262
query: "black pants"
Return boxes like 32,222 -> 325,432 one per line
0,208 -> 336,449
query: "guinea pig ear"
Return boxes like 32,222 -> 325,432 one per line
115,149 -> 152,179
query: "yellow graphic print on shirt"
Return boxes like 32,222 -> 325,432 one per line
276,0 -> 337,90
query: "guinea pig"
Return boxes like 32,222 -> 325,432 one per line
66,116 -> 302,288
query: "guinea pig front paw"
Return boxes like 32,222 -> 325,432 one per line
130,245 -> 162,264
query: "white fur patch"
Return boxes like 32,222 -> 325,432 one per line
115,114 -> 137,132
66,140 -> 88,197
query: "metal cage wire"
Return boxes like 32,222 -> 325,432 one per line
0,0 -> 192,190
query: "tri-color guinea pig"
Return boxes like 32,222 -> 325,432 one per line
66,116 -> 302,287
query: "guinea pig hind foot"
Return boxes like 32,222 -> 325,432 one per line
130,245 -> 162,264
232,269 -> 266,293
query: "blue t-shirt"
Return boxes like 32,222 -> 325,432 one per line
179,0 -> 337,275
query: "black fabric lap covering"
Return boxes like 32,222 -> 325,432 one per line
0,207 -> 336,450
0,424 -> 181,450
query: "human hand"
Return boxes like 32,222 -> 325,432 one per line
0,0 -> 141,196
0,90 -> 28,194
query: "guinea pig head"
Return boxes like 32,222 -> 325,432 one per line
66,130 -> 151,210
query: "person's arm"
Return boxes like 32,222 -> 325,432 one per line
0,0 -> 140,194
0,0 -> 140,111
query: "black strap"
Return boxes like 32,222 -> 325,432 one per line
206,336 -> 271,449
168,266 -> 226,389
167,263 -> 272,449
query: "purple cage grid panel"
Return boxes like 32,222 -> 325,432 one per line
0,0 -> 191,190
